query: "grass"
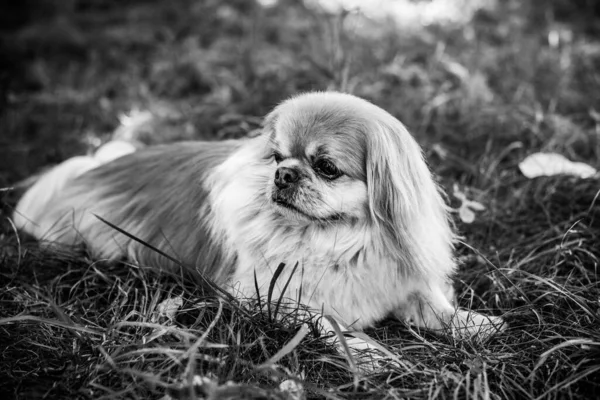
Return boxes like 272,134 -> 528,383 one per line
1,0 -> 600,398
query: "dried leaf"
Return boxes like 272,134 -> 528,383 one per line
519,153 -> 597,179
453,185 -> 486,223
155,295 -> 183,322
466,200 -> 486,211
459,205 -> 476,224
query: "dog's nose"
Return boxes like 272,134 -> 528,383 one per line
274,167 -> 299,189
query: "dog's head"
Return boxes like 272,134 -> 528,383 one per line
262,93 -> 368,223
261,92 -> 453,261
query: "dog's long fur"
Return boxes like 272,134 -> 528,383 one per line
14,92 -> 503,348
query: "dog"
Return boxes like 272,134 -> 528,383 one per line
13,92 -> 504,367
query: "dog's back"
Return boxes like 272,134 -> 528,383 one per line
13,140 -> 241,282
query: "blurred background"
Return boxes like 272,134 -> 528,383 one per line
1,0 -> 599,187
2,2 -> 600,398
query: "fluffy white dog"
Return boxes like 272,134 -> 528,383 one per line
14,92 -> 504,363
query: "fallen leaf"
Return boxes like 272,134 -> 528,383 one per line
519,153 -> 597,179
453,184 -> 486,224
459,206 -> 476,224
155,295 -> 183,322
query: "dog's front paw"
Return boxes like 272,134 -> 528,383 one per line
451,310 -> 506,339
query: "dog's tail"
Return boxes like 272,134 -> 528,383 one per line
13,140 -> 136,239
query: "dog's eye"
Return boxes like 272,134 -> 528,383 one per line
271,151 -> 283,163
314,159 -> 341,180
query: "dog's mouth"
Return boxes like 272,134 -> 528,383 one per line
271,195 -> 343,222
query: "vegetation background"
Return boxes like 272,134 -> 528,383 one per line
1,0 -> 599,398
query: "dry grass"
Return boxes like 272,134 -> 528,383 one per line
1,0 -> 600,398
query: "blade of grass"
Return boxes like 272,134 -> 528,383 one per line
0,315 -> 102,336
323,315 -> 360,386
257,323 -> 310,368
273,261 -> 299,320
267,262 -> 286,321
253,269 -> 263,312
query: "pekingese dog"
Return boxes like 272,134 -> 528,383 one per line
13,92 -> 504,361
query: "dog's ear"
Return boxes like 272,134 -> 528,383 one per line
365,115 -> 455,276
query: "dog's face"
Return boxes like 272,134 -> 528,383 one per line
262,94 -> 371,223
260,92 -> 449,259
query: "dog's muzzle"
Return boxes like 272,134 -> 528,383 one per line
274,166 -> 300,189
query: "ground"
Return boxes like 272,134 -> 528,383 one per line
1,0 -> 600,399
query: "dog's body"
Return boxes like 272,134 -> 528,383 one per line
14,92 -> 503,345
